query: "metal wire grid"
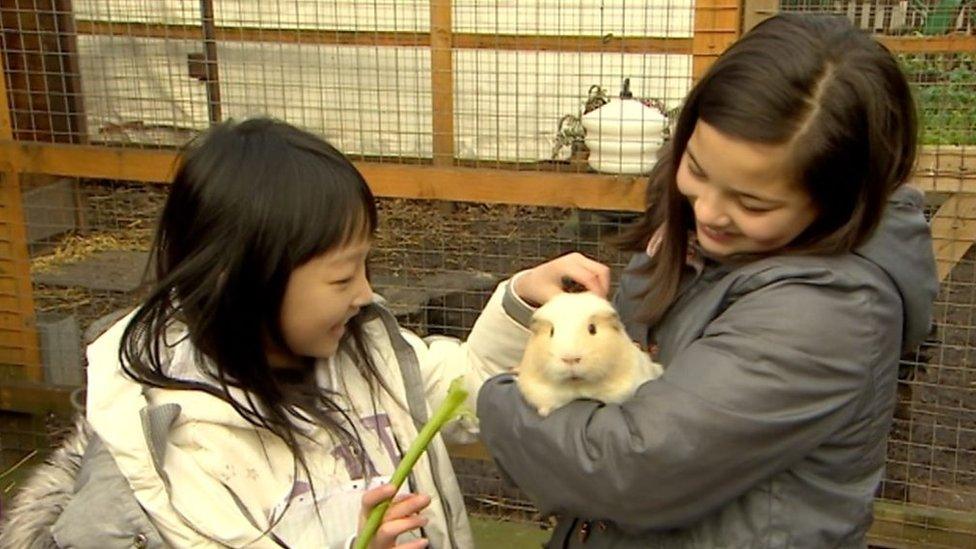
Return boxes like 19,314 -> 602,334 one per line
3,1 -> 692,171
776,0 -> 975,34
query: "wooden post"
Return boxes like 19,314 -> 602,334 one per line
742,0 -> 778,33
430,0 -> 454,166
931,194 -> 976,281
0,0 -> 87,143
0,46 -> 42,381
199,0 -> 222,124
691,0 -> 742,80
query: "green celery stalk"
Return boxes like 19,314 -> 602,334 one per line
353,376 -> 470,549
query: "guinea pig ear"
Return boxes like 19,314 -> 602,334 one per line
529,319 -> 553,336
592,312 -> 623,332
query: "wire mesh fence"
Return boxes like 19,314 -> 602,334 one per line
3,0 -> 693,166
1,0 -> 974,546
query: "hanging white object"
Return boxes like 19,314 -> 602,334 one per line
581,79 -> 667,175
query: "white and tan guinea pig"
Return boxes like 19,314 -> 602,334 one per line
516,292 -> 663,417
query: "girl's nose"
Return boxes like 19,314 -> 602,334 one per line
693,190 -> 732,228
353,271 -> 373,307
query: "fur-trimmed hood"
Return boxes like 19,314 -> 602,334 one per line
0,418 -> 91,549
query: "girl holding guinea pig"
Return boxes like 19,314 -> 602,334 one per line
478,13 -> 938,548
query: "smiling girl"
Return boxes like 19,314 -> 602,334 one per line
478,14 -> 939,547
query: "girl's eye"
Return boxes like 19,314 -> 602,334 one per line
740,202 -> 773,213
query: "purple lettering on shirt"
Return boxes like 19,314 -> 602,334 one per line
362,413 -> 401,466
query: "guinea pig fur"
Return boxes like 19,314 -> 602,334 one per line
516,292 -> 663,417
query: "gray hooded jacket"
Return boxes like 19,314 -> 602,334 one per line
478,186 -> 938,548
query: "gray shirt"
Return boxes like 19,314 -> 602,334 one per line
477,186 -> 937,548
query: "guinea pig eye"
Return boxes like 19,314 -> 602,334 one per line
588,323 -> 597,335
549,326 -> 554,337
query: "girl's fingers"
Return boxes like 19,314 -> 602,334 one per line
395,539 -> 430,549
516,252 -> 612,305
374,515 -> 429,547
361,484 -> 397,510
561,254 -> 611,297
384,493 -> 431,521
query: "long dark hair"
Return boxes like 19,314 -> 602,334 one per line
120,118 -> 382,482
618,14 -> 917,324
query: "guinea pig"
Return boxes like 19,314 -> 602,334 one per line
516,292 -> 663,417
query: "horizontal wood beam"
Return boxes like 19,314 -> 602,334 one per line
3,142 -> 972,205
870,499 -> 976,548
0,379 -> 75,415
878,34 -> 976,54
931,194 -> 976,281
75,20 -> 693,55
0,141 -> 648,211
71,19 -> 976,56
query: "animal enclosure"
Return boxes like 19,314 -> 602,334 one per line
0,1 -> 974,546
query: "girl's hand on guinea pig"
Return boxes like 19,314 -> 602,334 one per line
514,253 -> 611,306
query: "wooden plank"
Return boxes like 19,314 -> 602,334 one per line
0,0 -> 85,143
430,0 -> 454,167
916,146 -> 976,173
3,140 -> 974,204
199,0 -> 222,124
869,500 -> 976,548
692,0 -> 741,80
56,0 -> 86,143
0,37 -> 41,380
0,169 -> 42,381
930,194 -> 976,281
73,19 -> 693,55
742,0 -> 778,33
2,141 -> 180,182
914,175 -> 976,194
0,379 -> 74,415
878,34 -> 976,54
446,442 -> 492,461
453,33 -> 692,54
0,141 -> 649,210
360,164 -> 647,211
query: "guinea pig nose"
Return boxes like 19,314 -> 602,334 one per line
561,355 -> 582,365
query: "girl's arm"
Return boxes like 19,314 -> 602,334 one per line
402,254 -> 610,443
477,277 -> 899,532
399,275 -> 534,443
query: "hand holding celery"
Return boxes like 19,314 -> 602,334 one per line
354,376 -> 471,549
